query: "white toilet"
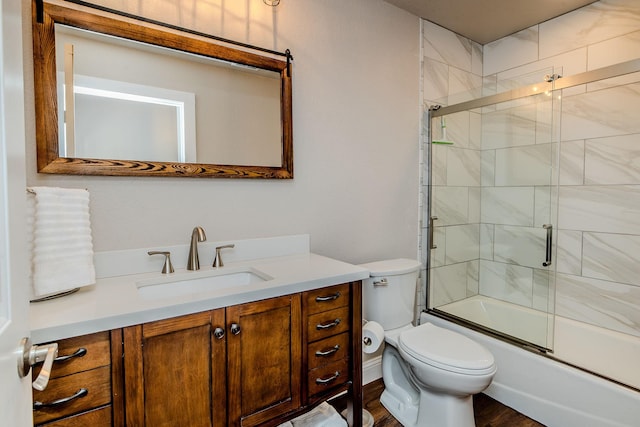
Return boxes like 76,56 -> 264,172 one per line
361,259 -> 496,427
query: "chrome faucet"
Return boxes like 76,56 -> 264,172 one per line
187,226 -> 207,270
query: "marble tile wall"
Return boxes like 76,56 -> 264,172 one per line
421,0 -> 640,342
419,20 -> 483,317
476,91 -> 556,316
423,0 -> 640,341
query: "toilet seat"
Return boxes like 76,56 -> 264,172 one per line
383,324 -> 414,347
398,323 -> 495,375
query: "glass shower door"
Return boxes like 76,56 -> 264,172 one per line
427,81 -> 559,351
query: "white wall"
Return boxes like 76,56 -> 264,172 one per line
21,0 -> 421,265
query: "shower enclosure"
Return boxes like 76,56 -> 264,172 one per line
427,68 -> 560,351
425,58 -> 640,389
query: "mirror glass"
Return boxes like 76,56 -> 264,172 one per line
33,1 -> 293,178
56,25 -> 282,166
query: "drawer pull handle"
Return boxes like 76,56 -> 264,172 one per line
316,318 -> 341,330
315,292 -> 340,302
315,345 -> 340,357
315,371 -> 340,385
33,388 -> 88,410
54,347 -> 87,363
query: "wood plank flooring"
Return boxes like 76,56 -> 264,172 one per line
336,379 -> 545,426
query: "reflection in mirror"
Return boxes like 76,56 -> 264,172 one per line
60,71 -> 198,162
56,24 -> 281,166
33,0 -> 293,178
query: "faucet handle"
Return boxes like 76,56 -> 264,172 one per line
213,244 -> 235,268
148,251 -> 175,274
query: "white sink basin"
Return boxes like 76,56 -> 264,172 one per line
136,267 -> 273,300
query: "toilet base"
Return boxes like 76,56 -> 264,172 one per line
380,388 -> 419,427
381,386 -> 476,427
418,387 -> 475,427
380,346 -> 478,427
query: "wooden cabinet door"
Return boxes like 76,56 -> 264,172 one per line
123,309 -> 227,427
226,294 -> 302,427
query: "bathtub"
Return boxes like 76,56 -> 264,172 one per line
422,296 -> 640,427
436,295 -> 551,348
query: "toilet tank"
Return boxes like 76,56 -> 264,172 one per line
360,259 -> 422,331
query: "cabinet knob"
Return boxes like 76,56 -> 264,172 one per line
213,327 -> 225,340
230,323 -> 241,335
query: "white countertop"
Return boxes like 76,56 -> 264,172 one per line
30,251 -> 369,343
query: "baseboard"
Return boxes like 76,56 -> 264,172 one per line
363,355 -> 382,385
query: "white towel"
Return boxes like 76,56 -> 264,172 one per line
27,186 -> 95,298
278,402 -> 347,427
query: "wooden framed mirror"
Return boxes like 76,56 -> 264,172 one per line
32,0 -> 293,178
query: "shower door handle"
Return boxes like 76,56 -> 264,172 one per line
542,224 -> 553,267
429,216 -> 438,249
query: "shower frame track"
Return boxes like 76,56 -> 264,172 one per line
430,58 -> 640,118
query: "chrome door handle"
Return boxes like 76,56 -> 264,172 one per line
230,323 -> 241,335
17,337 -> 58,391
543,224 -> 553,267
373,278 -> 388,287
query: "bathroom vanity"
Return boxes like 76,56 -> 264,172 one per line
29,236 -> 368,426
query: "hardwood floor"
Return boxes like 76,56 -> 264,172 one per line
472,393 -> 544,427
336,379 -> 545,426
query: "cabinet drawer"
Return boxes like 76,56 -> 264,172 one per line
307,358 -> 349,397
305,283 -> 350,315
33,365 -> 112,425
307,306 -> 350,342
308,332 -> 349,370
34,332 -> 111,379
37,405 -> 112,427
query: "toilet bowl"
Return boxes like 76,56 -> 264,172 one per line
361,259 -> 496,427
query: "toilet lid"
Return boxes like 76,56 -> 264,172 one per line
359,258 -> 421,276
398,323 -> 495,374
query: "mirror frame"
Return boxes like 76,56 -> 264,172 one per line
32,1 -> 293,178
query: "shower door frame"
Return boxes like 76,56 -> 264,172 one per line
429,58 -> 640,118
425,58 -> 640,353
